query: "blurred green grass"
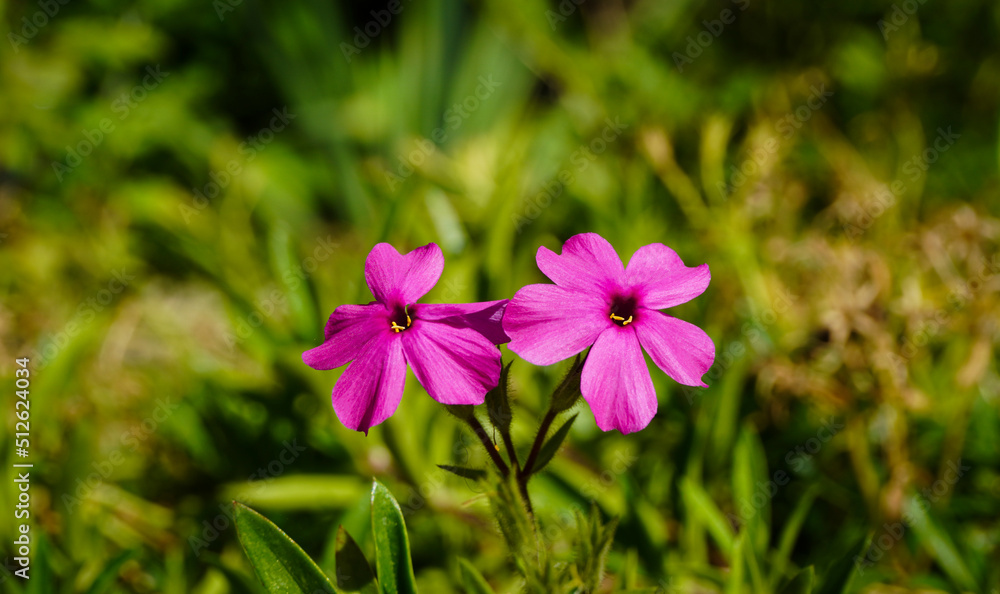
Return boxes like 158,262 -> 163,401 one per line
1,0 -> 1000,591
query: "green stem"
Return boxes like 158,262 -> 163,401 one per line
467,416 -> 510,477
500,428 -> 519,471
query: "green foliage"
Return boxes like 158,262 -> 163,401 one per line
5,0 -> 1000,591
334,527 -> 378,594
527,413 -> 577,475
370,481 -> 419,594
233,502 -> 336,594
571,506 -> 618,593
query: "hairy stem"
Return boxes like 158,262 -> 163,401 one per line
467,416 -> 510,477
500,428 -> 519,471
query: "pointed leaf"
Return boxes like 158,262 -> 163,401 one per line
233,502 -> 336,594
458,558 -> 496,594
438,464 -> 488,481
528,414 -> 577,475
335,526 -> 378,594
370,481 -> 418,594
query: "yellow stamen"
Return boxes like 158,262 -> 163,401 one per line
610,313 -> 625,321
390,322 -> 406,332
622,315 -> 633,326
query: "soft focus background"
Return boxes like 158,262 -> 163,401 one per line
2,0 -> 1000,591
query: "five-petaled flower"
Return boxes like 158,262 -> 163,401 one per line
502,233 -> 715,434
302,243 -> 508,434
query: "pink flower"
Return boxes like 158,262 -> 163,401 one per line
502,233 -> 714,434
303,243 -> 508,434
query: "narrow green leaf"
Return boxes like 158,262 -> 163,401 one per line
438,464 -> 488,480
770,485 -> 819,587
733,425 -> 771,559
904,495 -> 978,592
370,481 -> 418,594
778,566 -> 814,594
335,526 -> 378,594
233,502 -> 336,594
458,558 -> 496,594
528,413 -> 577,475
725,531 -> 745,594
680,477 -> 736,559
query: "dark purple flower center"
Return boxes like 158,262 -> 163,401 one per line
608,294 -> 637,326
389,304 -> 413,333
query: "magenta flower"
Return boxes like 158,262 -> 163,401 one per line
303,243 -> 508,434
502,233 -> 714,434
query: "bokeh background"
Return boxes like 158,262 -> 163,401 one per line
2,0 -> 1000,591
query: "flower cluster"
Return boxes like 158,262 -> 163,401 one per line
303,233 -> 714,434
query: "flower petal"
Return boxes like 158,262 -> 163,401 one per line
633,308 -> 715,387
581,326 -> 658,434
536,233 -> 625,293
331,333 -> 406,434
303,303 -> 387,370
413,300 -> 510,345
503,284 -> 607,366
364,243 -> 444,304
401,320 -> 501,405
625,243 -> 710,309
